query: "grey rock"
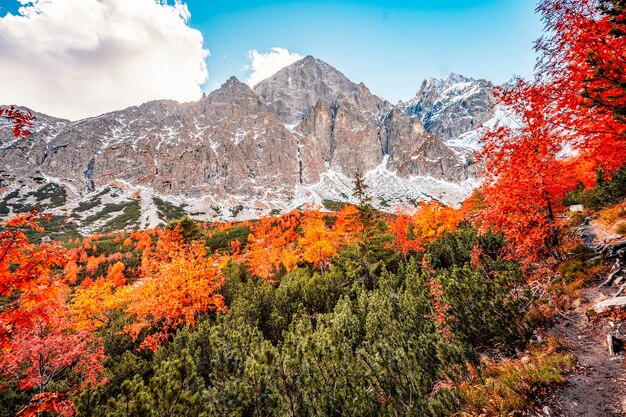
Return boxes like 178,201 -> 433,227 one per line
257,56 -> 469,184
381,108 -> 473,182
592,297 -> 626,314
3,77 -> 299,201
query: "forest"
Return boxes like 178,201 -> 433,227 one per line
0,0 -> 625,415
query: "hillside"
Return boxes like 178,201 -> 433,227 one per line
0,58 -> 500,233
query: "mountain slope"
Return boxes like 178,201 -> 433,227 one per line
0,59 -> 497,231
256,56 -> 473,186
4,77 -> 300,200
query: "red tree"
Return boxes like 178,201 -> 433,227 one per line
479,0 -> 626,263
245,211 -> 301,282
298,210 -> 337,272
479,81 -> 574,263
389,203 -> 461,258
1,308 -> 105,417
0,210 -> 68,347
120,227 -> 225,350
0,212 -> 105,416
535,0 -> 626,179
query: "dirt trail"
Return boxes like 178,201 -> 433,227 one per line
541,285 -> 625,416
539,221 -> 626,416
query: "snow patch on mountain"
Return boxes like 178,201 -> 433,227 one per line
294,155 -> 478,211
445,105 -> 518,152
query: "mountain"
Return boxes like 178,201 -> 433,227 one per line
255,56 -> 474,191
39,77 -> 299,200
400,73 -> 500,151
253,56 -> 384,126
0,58 -> 495,234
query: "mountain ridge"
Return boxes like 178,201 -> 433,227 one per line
0,57 -> 500,233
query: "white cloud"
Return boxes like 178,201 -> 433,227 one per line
0,0 -> 209,120
245,47 -> 303,87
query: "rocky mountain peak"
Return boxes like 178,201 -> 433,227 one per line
284,55 -> 351,83
400,73 -> 497,149
299,54 -> 324,66
205,76 -> 256,103
412,73 -> 489,105
223,75 -> 247,90
253,56 -> 360,125
191,75 -> 268,122
421,72 -> 471,89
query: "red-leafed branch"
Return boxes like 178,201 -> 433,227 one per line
0,105 -> 35,138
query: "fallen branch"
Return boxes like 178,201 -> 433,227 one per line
599,258 -> 624,287
614,282 -> 626,297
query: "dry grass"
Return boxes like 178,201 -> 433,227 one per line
457,337 -> 575,416
598,201 -> 626,227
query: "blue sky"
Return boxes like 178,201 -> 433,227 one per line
0,1 -> 543,118
187,0 -> 543,102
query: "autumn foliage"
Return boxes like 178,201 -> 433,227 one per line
389,202 -> 462,257
298,209 -> 338,272
0,211 -> 104,416
0,210 -> 67,348
245,210 -> 301,281
478,81 -> 573,263
119,227 -> 225,350
478,0 -> 626,263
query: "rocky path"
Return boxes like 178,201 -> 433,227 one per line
541,285 -> 625,416
538,220 -> 626,416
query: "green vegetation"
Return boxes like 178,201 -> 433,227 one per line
460,338 -> 574,415
230,204 -> 244,217
29,183 -> 67,208
322,199 -> 347,211
73,188 -> 114,214
166,216 -> 204,243
153,196 -> 187,222
96,200 -> 141,233
22,215 -> 80,242
167,215 -> 252,254
205,225 -> 250,253
0,183 -> 67,215
84,201 -> 136,226
75,198 -> 102,213
70,220 -> 533,417
563,166 -> 626,210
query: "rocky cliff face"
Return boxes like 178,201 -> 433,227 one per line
294,94 -> 387,183
255,56 -> 392,182
0,57 -> 496,231
2,77 -> 299,201
255,56 -> 471,185
380,109 -> 472,182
